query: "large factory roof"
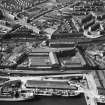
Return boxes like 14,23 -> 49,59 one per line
25,80 -> 77,89
29,56 -> 51,66
92,70 -> 105,95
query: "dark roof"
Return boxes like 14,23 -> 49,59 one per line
51,33 -> 83,39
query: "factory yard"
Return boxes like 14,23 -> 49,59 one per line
0,0 -> 105,105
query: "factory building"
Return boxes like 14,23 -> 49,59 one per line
51,33 -> 83,40
0,9 -> 4,20
92,70 -> 105,95
49,52 -> 59,67
25,80 -> 71,89
49,39 -> 75,48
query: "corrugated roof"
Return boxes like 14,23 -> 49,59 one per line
26,80 -> 77,89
